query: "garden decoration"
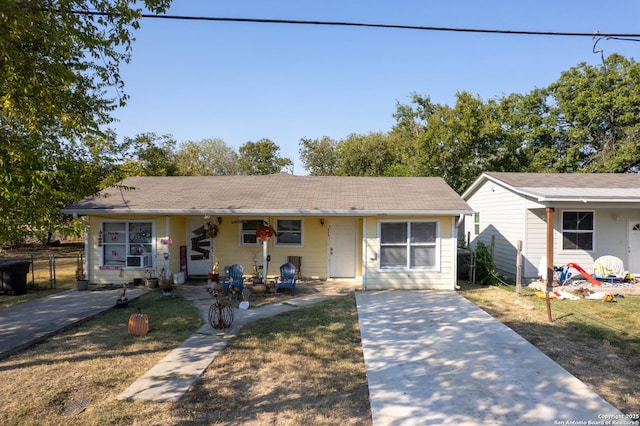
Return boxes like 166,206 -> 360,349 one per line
208,290 -> 234,332
128,308 -> 149,336
116,284 -> 128,308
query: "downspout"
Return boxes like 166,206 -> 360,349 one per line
362,217 -> 367,290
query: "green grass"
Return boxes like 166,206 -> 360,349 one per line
0,289 -> 203,425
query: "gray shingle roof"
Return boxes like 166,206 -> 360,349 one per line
63,174 -> 473,216
479,172 -> 640,201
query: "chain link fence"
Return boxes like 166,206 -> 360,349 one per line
1,246 -> 82,290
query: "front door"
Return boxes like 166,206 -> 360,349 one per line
187,217 -> 214,276
628,221 -> 640,275
328,218 -> 357,278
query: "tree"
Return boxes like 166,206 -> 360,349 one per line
335,132 -> 394,176
121,133 -> 178,176
174,138 -> 239,176
0,1 -> 171,245
238,139 -> 293,175
548,54 -> 640,173
298,136 -> 338,175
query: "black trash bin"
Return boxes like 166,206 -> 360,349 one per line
0,260 -> 31,295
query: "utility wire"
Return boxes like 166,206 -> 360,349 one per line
63,9 -> 640,39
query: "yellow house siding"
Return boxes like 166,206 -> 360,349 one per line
194,216 -> 329,280
363,216 -> 457,290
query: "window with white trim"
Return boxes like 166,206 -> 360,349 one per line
379,221 -> 439,269
240,219 -> 265,246
275,219 -> 302,246
562,211 -> 594,251
473,212 -> 480,235
101,221 -> 154,267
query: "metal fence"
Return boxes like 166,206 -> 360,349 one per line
2,252 -> 79,289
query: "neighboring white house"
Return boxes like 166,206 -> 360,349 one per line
462,172 -> 640,281
62,174 -> 473,290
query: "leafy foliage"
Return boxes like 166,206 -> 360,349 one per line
0,1 -> 170,246
473,241 -> 495,285
238,138 -> 293,175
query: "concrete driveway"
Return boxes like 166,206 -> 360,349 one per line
355,290 -> 623,426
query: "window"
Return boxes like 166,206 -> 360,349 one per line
275,219 -> 302,246
240,219 -> 265,245
101,221 -> 154,267
379,221 -> 439,269
473,212 -> 480,235
562,211 -> 594,251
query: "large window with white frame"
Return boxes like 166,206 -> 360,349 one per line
379,220 -> 439,270
275,219 -> 302,246
562,211 -> 594,251
101,221 -> 154,268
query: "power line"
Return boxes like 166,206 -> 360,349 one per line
65,9 -> 640,39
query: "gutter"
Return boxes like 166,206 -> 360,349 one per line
61,208 -> 475,217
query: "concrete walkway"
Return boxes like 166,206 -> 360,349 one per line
117,282 -> 348,402
356,290 -> 623,426
0,284 -> 628,425
0,286 -> 146,360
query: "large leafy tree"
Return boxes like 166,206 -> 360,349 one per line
120,133 -> 178,177
238,138 -> 293,175
335,132 -> 394,176
0,0 -> 171,245
298,136 -> 338,176
548,54 -> 640,172
174,138 -> 239,176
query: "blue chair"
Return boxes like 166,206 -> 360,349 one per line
274,262 -> 297,295
221,264 -> 244,294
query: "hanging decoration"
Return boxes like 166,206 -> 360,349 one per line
205,222 -> 219,238
256,225 -> 274,241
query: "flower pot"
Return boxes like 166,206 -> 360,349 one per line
159,279 -> 171,291
145,278 -> 159,288
252,284 -> 266,295
76,280 -> 89,291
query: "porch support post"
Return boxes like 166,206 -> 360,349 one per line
165,216 -> 171,280
545,207 -> 555,322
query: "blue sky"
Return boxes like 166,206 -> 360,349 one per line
111,1 -> 640,174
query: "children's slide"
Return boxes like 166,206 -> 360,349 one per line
566,262 -> 601,287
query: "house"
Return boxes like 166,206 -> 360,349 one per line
462,172 -> 640,281
62,174 -> 473,290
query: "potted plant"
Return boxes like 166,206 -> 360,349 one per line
159,268 -> 171,293
208,258 -> 220,283
75,255 -> 89,291
145,268 -> 159,288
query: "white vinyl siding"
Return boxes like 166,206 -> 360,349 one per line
465,181 -> 529,278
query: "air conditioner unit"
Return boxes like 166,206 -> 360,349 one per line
126,255 -> 150,268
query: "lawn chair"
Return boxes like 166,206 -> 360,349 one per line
221,264 -> 244,294
274,262 -> 297,295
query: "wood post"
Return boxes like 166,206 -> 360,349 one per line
516,240 -> 522,295
545,207 -> 555,322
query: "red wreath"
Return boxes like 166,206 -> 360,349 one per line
256,225 -> 274,241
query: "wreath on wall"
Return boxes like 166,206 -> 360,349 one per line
205,223 -> 219,238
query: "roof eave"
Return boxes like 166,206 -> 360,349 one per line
62,208 -> 474,217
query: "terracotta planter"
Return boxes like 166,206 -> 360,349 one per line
145,278 -> 159,288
